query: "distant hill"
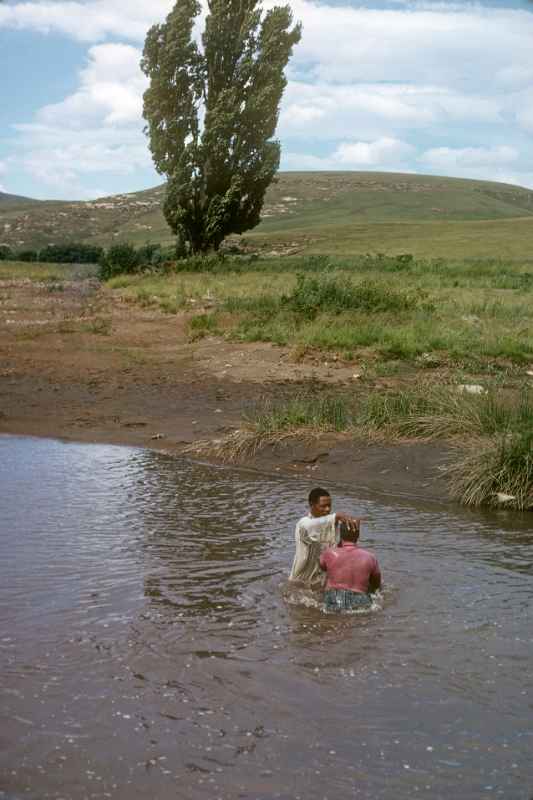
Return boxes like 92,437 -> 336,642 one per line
2,172 -> 533,257
0,191 -> 39,207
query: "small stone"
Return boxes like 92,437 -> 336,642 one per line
457,384 -> 485,395
495,492 -> 516,504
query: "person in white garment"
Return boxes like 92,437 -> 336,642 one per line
289,487 -> 361,585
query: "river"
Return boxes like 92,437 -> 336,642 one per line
0,435 -> 532,800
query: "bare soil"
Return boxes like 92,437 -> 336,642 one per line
0,277 -> 451,505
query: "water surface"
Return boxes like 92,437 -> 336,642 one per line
1,435 -> 532,800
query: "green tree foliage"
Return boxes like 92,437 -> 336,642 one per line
39,243 -> 104,264
99,243 -> 140,280
141,0 -> 301,254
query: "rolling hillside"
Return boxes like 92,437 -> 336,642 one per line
2,172 -> 533,258
0,191 -> 39,208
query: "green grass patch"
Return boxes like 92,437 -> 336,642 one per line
249,394 -> 352,434
110,257 -> 533,367
447,430 -> 533,510
188,313 -> 221,341
191,385 -> 533,510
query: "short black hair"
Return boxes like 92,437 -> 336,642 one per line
308,487 -> 331,505
338,521 -> 360,543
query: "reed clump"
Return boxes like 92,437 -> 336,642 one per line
447,430 -> 533,510
187,386 -> 533,510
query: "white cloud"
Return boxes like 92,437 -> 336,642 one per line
283,136 -> 414,171
416,145 -> 531,186
10,44 -> 153,198
0,0 -> 172,42
280,81 -> 501,141
285,1 -> 533,89
421,145 -> 519,170
37,43 -> 147,127
334,137 -> 414,167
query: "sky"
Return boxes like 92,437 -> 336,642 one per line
1,0 -> 533,200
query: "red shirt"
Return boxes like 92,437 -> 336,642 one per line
319,543 -> 381,594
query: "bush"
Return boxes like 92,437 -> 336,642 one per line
174,253 -> 227,273
136,243 -> 163,267
17,249 -> 39,262
283,273 -> 425,319
0,245 -> 12,261
99,243 -> 139,280
38,243 -> 104,264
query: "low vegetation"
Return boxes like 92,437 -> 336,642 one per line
187,386 -> 532,510
2,251 -> 532,510
107,252 -> 533,367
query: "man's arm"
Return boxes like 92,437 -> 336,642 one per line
300,513 -> 336,544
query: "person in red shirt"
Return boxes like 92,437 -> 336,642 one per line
319,521 -> 382,611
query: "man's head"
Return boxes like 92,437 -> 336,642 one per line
308,487 -> 332,517
338,520 -> 360,544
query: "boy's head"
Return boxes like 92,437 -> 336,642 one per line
338,520 -> 360,544
308,487 -> 332,517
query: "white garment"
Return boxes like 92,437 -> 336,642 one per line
289,512 -> 337,583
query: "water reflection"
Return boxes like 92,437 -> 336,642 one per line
1,435 -> 532,800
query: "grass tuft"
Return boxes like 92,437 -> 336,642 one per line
447,430 -> 533,510
283,273 -> 429,318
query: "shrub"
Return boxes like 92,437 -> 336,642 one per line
17,249 -> 39,262
174,253 -> 227,273
0,245 -> 13,261
99,243 -> 139,280
38,243 -> 104,264
136,243 -> 162,267
283,273 -> 425,319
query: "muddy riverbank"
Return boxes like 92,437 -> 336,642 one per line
0,276 -> 453,504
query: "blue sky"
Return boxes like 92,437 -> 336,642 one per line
1,0 -> 533,200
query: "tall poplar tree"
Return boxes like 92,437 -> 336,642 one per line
141,1 -> 301,254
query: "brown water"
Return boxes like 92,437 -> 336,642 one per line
1,435 -> 532,800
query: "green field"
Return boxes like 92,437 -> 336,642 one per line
108,253 -> 533,366
3,171 -> 533,259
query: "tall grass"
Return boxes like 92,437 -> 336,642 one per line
249,394 -> 352,433
283,273 -> 430,318
358,386 -> 533,440
447,430 -> 533,510
188,386 -> 533,509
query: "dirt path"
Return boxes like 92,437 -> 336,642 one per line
0,277 -> 451,505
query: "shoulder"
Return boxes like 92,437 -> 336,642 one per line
320,545 -> 339,564
358,547 -> 379,564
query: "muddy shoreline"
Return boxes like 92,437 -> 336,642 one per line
0,372 -> 452,506
0,277 -> 453,506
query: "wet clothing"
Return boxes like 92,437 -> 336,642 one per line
289,513 -> 337,583
319,542 -> 381,595
324,588 -> 373,612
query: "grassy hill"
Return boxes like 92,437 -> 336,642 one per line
2,172 -> 533,258
0,191 -> 39,208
